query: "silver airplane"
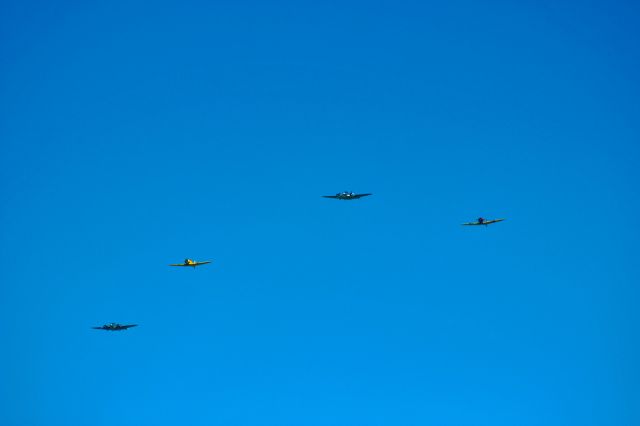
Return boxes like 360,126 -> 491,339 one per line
322,191 -> 372,200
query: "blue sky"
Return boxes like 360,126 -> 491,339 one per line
1,1 -> 639,425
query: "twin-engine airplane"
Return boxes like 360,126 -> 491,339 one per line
92,323 -> 137,331
169,259 -> 212,268
462,217 -> 506,226
322,191 -> 372,200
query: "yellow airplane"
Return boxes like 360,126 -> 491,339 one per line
169,259 -> 212,268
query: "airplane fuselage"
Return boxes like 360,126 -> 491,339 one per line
336,194 -> 356,200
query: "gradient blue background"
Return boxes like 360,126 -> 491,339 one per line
1,1 -> 639,425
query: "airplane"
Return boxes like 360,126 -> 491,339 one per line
462,217 -> 506,226
92,323 -> 138,331
169,259 -> 212,268
322,191 -> 372,200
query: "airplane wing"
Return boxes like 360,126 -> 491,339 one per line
352,193 -> 372,199
92,326 -> 105,330
322,195 -> 339,199
485,219 -> 506,225
120,324 -> 138,329
194,261 -> 212,266
169,263 -> 189,267
461,222 -> 480,226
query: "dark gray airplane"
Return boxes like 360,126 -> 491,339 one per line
92,323 -> 138,331
322,191 -> 372,200
462,217 -> 506,226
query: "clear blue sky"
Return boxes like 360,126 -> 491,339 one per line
1,1 -> 639,425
